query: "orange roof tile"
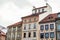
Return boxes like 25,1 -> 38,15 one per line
7,21 -> 22,28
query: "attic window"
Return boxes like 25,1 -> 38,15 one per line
48,16 -> 53,19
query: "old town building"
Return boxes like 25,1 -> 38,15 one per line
39,13 -> 60,40
21,3 -> 52,40
6,2 -> 53,40
7,21 -> 22,40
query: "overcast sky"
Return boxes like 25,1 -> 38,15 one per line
0,0 -> 60,27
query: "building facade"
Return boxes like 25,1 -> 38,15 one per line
22,14 -> 39,40
7,21 -> 22,40
0,30 -> 6,40
6,2 -> 53,40
39,13 -> 60,40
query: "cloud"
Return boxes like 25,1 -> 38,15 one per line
0,2 -> 32,27
0,0 -> 32,8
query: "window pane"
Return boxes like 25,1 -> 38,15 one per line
50,24 -> 54,29
34,23 -> 36,29
29,24 -> 31,29
45,33 -> 49,38
50,32 -> 54,38
40,33 -> 44,38
45,25 -> 49,30
28,32 -> 31,37
24,25 -> 26,30
33,32 -> 36,37
40,25 -> 44,30
24,33 -> 26,38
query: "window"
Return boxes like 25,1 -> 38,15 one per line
45,25 -> 49,30
42,8 -> 44,12
40,25 -> 44,30
24,20 -> 27,22
33,32 -> 36,37
29,24 -> 31,29
24,33 -> 26,38
50,24 -> 54,29
34,23 -> 36,29
13,27 -> 16,31
28,32 -> 31,37
40,33 -> 44,38
24,25 -> 26,30
17,26 -> 21,31
45,33 -> 49,38
29,19 -> 31,22
50,32 -> 54,38
34,18 -> 36,21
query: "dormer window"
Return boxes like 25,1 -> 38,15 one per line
48,16 -> 53,19
32,10 -> 35,14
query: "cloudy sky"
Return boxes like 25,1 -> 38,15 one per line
0,0 -> 60,28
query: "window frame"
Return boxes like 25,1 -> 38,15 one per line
33,32 -> 36,37
50,24 -> 54,29
40,33 -> 44,38
24,25 -> 26,30
45,24 -> 49,30
24,33 -> 26,38
33,23 -> 36,29
28,32 -> 31,37
50,32 -> 54,38
40,25 -> 44,30
45,33 -> 49,38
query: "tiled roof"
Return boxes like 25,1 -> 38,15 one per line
39,13 -> 58,23
8,21 -> 22,28
22,12 -> 46,19
0,30 -> 6,36
22,6 -> 47,19
33,6 -> 47,10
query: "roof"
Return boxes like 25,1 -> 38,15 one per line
8,21 -> 22,28
0,30 -> 6,36
39,13 -> 58,23
33,6 -> 47,10
22,12 -> 46,19
22,6 -> 47,19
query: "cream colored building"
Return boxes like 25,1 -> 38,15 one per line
7,21 -> 22,40
21,3 -> 52,40
39,13 -> 57,40
6,2 -> 52,40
